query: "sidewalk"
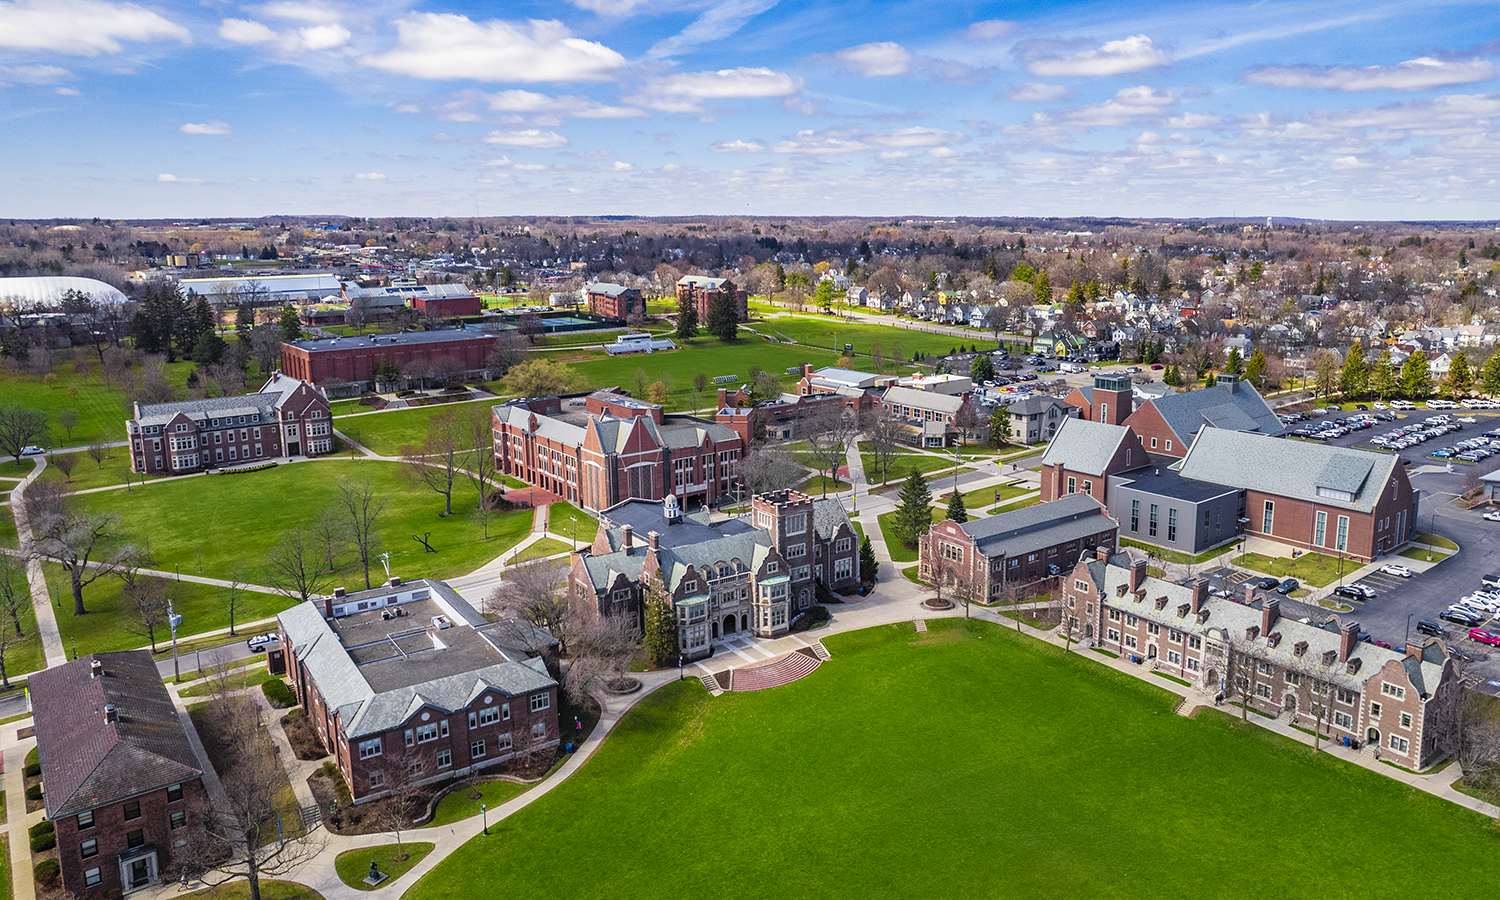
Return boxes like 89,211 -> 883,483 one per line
9,457 -> 65,667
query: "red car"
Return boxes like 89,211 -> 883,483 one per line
1150,364 -> 1164,370
1469,629 -> 1500,646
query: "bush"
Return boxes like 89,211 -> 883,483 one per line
28,821 -> 53,839
262,679 -> 297,709
26,784 -> 42,801
30,832 -> 55,853
24,762 -> 40,778
34,859 -> 59,886
218,462 -> 277,475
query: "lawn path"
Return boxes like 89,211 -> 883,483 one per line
9,456 -> 66,667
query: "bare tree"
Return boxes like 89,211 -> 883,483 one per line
126,575 -> 170,653
86,438 -> 109,469
264,527 -> 327,604
339,479 -> 386,590
401,358 -> 436,391
218,577 -> 247,637
403,410 -> 462,516
371,745 -> 429,863
24,479 -> 132,615
737,445 -> 802,496
311,508 -> 349,574
0,406 -> 47,462
950,566 -> 980,619
49,451 -> 77,483
0,557 -> 28,689
953,399 -> 982,447
57,408 -> 79,442
1288,656 -> 1339,753
458,404 -> 497,538
803,403 -> 858,498
345,296 -> 372,335
248,324 -> 282,376
863,408 -> 905,484
562,613 -> 640,702
486,559 -> 571,654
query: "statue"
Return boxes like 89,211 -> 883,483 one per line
370,861 -> 381,881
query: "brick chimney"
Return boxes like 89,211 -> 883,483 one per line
325,586 -> 345,618
647,530 -> 660,551
389,576 -> 401,587
1262,598 -> 1280,634
717,387 -> 731,408
1191,577 -> 1208,614
1129,557 -> 1148,592
1095,545 -> 1110,562
90,659 -> 102,679
1244,582 -> 1256,605
104,703 -> 118,725
1339,621 -> 1360,662
622,524 -> 634,556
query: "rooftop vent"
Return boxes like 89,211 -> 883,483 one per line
104,703 -> 118,725
432,615 -> 452,630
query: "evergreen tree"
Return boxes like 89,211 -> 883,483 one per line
990,407 -> 1012,446
1370,351 -> 1397,400
1399,351 -> 1432,400
893,469 -> 932,547
1245,348 -> 1268,388
642,578 -> 678,667
1162,365 -> 1181,387
706,292 -> 738,341
279,306 -> 303,341
191,331 -> 226,365
1481,352 -> 1500,396
1032,269 -> 1053,304
1338,342 -> 1368,399
1444,349 -> 1474,398
675,291 -> 698,339
858,535 -> 879,584
235,302 -> 253,334
1224,348 -> 1245,377
971,354 -> 995,384
1158,273 -> 1171,295
129,282 -> 189,361
946,490 -> 968,524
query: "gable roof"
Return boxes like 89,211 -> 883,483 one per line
881,386 -> 964,415
958,493 -> 1112,557
1177,429 -> 1398,513
31,651 -> 203,819
1041,417 -> 1137,477
1140,378 -> 1283,444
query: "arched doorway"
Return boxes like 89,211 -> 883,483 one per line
723,615 -> 736,636
1206,669 -> 1219,693
1146,644 -> 1157,660
1367,727 -> 1380,746
740,614 -> 749,632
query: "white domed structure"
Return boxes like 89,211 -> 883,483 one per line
0,276 -> 129,309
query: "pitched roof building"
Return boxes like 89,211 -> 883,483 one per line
919,493 -> 1118,597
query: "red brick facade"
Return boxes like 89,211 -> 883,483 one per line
412,294 -> 483,318
127,374 -> 332,475
54,780 -> 205,895
280,332 -> 496,385
676,276 -> 749,323
585,284 -> 643,320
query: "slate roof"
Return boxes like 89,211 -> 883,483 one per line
1041,417 -> 1135,477
959,493 -> 1113,557
677,275 -> 729,289
1008,395 -> 1073,417
134,393 -> 278,428
584,498 -> 773,594
278,581 -> 556,740
882,386 -> 964,415
1177,429 -> 1397,513
31,652 -> 203,819
1142,379 -> 1282,443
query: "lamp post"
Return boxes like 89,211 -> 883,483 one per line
1405,613 -> 1414,648
481,803 -> 488,836
167,598 -> 182,683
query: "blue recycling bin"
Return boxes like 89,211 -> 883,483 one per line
565,742 -> 574,754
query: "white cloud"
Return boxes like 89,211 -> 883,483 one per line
1239,93 -> 1500,144
1330,156 -> 1374,169
298,23 -> 351,51
54,86 -> 79,95
354,171 -> 386,180
962,20 -> 1014,42
625,67 -> 802,113
219,15 -> 350,55
512,163 -> 548,171
362,14 -> 628,82
482,89 -> 644,119
610,160 -> 635,171
1242,58 -> 1500,92
482,129 -> 569,148
831,42 -> 911,77
646,0 -> 778,60
0,64 -> 74,83
0,0 -> 190,55
1023,35 -> 1171,78
157,173 -> 202,184
1008,82 -> 1074,103
1053,86 -> 1176,127
219,18 -> 279,45
711,125 -> 967,155
482,156 -> 513,166
259,1 -> 344,25
567,0 -> 659,15
927,146 -> 958,158
180,120 -> 231,135
1165,112 -> 1222,128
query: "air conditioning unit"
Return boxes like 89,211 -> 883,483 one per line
432,615 -> 452,630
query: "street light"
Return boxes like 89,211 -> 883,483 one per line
481,803 -> 488,836
1405,613 -> 1414,648
167,598 -> 182,683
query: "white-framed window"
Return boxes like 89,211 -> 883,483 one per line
532,722 -> 547,741
1337,689 -> 1356,704
1389,735 -> 1409,753
836,537 -> 852,552
407,759 -> 423,776
1400,712 -> 1412,729
1167,650 -> 1182,664
1075,580 -> 1089,592
530,692 -> 550,712
1370,702 -> 1382,718
358,738 -> 382,759
786,542 -> 807,559
786,513 -> 807,535
834,557 -> 853,579
479,706 -> 501,727
1382,683 -> 1405,699
470,740 -> 485,759
497,732 -> 513,752
1124,635 -> 1137,649
437,749 -> 452,768
1107,628 -> 1120,642
170,811 -> 186,830
1255,683 -> 1273,698
81,838 -> 98,859
84,868 -> 101,887
1186,658 -> 1200,671
502,702 -> 510,720
369,771 -> 385,788
77,810 -> 94,830
1333,711 -> 1353,729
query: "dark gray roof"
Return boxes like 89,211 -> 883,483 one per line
1041,417 -> 1135,477
1177,430 -> 1396,513
1008,395 -> 1073,416
586,282 -> 634,297
584,498 -> 771,594
1144,379 -> 1283,443
883,386 -> 964,415
960,493 -> 1113,557
1111,462 -> 1241,503
31,651 -> 203,819
284,329 -> 494,353
135,393 -> 277,428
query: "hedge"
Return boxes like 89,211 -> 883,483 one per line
262,679 -> 297,709
25,785 -> 42,801
30,832 -> 55,853
219,462 -> 278,475
24,762 -> 40,778
28,821 -> 53,839
34,859 -> 59,885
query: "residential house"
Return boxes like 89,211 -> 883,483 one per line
1005,394 -> 1079,444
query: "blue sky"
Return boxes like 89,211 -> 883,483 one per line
1,0 -> 1498,220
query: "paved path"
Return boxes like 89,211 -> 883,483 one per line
3,726 -> 38,900
9,457 -> 65,667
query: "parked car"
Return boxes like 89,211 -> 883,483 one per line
1415,620 -> 1446,637
21,445 -> 44,456
1441,609 -> 1483,626
1257,577 -> 1281,590
1150,363 -> 1164,370
247,633 -> 280,652
1484,512 -> 1500,522
1348,584 -> 1377,598
1469,629 -> 1500,646
1276,578 -> 1300,595
1379,564 -> 1413,578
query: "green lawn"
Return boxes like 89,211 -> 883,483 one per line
0,505 -> 17,550
0,578 -> 44,680
749,313 -> 990,361
861,452 -> 970,484
177,662 -> 275,699
335,843 -> 434,892
0,356 -> 205,449
874,509 -> 940,563
798,473 -> 848,496
987,495 -> 1041,515
423,779 -> 533,829
40,451 -> 166,494
337,401 -> 494,457
406,618 -> 1500,900
1416,532 -> 1459,551
1120,539 -> 1236,566
541,501 -> 598,545
512,537 -> 572,563
1400,547 -> 1449,562
72,460 -> 534,592
45,565 -> 289,658
1231,552 -> 1359,587
936,483 -> 1029,512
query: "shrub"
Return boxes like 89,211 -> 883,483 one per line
34,859 -> 59,886
24,762 -> 40,778
219,462 -> 277,475
26,784 -> 42,801
30,832 -> 55,853
262,679 -> 297,709
28,821 -> 54,839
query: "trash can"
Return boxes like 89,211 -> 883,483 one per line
565,742 -> 574,754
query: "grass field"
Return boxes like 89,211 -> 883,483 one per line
422,780 -> 533,829
73,460 -> 535,590
987,495 -> 1041,515
406,618 -> 1500,900
40,450 -> 166,494
45,565 -> 289,658
751,313 -> 996,361
0,356 -> 205,449
1120,539 -> 1236,566
511,537 -> 572,563
541,502 -> 598,545
337,401 -> 494,457
861,452 -> 970,484
1231,551 -> 1356,587
0,575 -> 44,678
335,843 -> 434,892
0,506 -> 17,550
874,508 -> 941,563
936,483 -> 1029,512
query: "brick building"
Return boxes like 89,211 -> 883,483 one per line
31,652 -> 206,896
585,282 -> 644,321
492,390 -> 744,513
278,578 -> 558,804
918,493 -> 1118,598
411,292 -> 482,319
880,385 -> 970,447
675,276 -> 748,323
1064,551 -> 1460,769
1064,372 -> 1283,458
280,330 -> 498,387
126,372 -> 332,475
570,491 -> 859,660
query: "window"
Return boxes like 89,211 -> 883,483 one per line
81,839 -> 98,859
1108,609 -> 1122,621
1188,636 -> 1202,649
437,749 -> 452,768
1262,501 -> 1274,534
786,513 -> 807,535
1165,440 -> 1172,452
404,729 -> 415,748
496,732 -> 513,752
1314,511 -> 1327,547
1370,702 -> 1382,718
786,543 -> 807,559
1150,437 -> 1158,448
1336,515 -> 1349,552
358,738 -> 382,759
1126,614 -> 1138,627
84,868 -> 101,887
502,703 -> 510,721
940,542 -> 963,562
479,706 -> 501,727
1285,671 -> 1300,685
1067,476 -> 1076,494
1186,658 -> 1200,672
1083,480 -> 1092,496
407,759 -> 423,776
1255,683 -> 1273,699
1107,629 -> 1121,642
1257,661 -> 1274,675
834,557 -> 853,579
1167,508 -> 1177,543
532,722 -> 547,741
1149,503 -> 1158,538
170,811 -> 186,830
416,723 -> 440,743
369,771 -> 385,788
77,810 -> 94,830
1333,711 -> 1353,729
123,800 -> 141,821
835,537 -> 852,553
1075,580 -> 1089,592
1131,499 -> 1139,532
1167,650 -> 1181,664
530,692 -> 550,712
767,562 -> 778,574
470,739 -> 486,759
126,829 -> 144,849
1169,630 -> 1183,643
1389,735 -> 1409,753
1337,689 -> 1356,704
1124,635 -> 1138,649
1382,683 -> 1406,699
1400,713 -> 1412,729
168,782 -> 184,803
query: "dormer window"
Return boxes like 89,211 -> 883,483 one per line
1294,641 -> 1308,657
